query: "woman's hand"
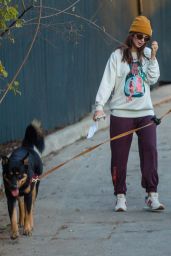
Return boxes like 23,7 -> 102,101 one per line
151,41 -> 159,60
93,110 -> 106,121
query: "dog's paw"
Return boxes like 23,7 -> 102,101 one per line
10,231 -> 19,240
23,228 -> 32,236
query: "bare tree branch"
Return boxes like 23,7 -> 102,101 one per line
26,5 -> 126,46
21,0 -> 26,11
33,0 -> 81,20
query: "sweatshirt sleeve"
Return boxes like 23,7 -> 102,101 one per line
95,52 -> 117,111
145,58 -> 160,85
144,48 -> 160,85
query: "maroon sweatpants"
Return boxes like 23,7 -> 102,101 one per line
110,115 -> 158,195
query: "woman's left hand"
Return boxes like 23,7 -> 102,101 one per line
151,41 -> 158,59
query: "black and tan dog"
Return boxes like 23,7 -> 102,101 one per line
1,120 -> 45,239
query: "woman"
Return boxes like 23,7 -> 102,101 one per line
93,16 -> 164,212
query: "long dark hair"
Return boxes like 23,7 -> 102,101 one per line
118,33 -> 148,64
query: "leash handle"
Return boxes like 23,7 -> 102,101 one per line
151,116 -> 161,125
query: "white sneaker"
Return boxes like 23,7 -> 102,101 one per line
115,194 -> 127,212
145,192 -> 165,211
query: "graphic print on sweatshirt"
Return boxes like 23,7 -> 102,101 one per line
124,61 -> 146,101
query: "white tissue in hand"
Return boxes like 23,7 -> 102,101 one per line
87,122 -> 98,139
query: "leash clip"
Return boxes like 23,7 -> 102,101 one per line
32,175 -> 40,183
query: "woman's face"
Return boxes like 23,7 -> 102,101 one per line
132,33 -> 150,49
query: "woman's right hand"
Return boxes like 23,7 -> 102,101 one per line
151,41 -> 158,59
93,110 -> 106,121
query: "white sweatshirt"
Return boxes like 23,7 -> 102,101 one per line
95,47 -> 160,117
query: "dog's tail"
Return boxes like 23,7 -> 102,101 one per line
22,120 -> 45,153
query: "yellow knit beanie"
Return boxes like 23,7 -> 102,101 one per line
129,16 -> 152,36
